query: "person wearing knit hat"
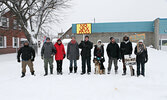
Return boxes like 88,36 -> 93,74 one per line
67,35 -> 79,74
41,37 -> 57,76
17,40 -> 35,78
120,35 -> 134,76
54,38 -> 66,75
134,40 -> 148,77
106,37 -> 120,74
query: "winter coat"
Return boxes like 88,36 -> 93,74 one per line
79,40 -> 93,57
94,45 -> 104,57
54,43 -> 66,60
67,40 -> 79,60
106,42 -> 120,59
120,41 -> 133,57
41,42 -> 56,59
17,45 -> 35,61
94,44 -> 105,62
134,44 -> 148,63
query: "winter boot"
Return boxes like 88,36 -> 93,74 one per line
132,69 -> 135,76
31,71 -> 35,76
122,70 -> 126,76
74,67 -> 77,73
69,67 -> 73,73
115,70 -> 118,74
21,72 -> 25,78
50,68 -> 53,74
44,69 -> 48,76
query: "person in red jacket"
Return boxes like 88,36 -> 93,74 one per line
54,39 -> 66,75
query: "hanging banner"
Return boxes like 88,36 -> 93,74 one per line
76,23 -> 91,34
130,33 -> 145,42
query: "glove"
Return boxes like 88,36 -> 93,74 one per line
31,58 -> 34,62
41,56 -> 44,59
63,54 -> 66,59
144,58 -> 148,63
17,59 -> 20,63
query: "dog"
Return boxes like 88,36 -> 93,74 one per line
93,58 -> 103,74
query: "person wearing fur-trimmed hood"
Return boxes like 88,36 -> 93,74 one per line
94,40 -> 105,73
134,40 -> 148,77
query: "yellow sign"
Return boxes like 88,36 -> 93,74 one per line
77,24 -> 91,34
130,33 -> 145,42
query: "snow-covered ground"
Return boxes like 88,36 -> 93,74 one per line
0,43 -> 167,100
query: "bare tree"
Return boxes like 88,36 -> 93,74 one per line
0,0 -> 70,44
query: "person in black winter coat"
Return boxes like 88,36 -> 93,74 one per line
120,35 -> 134,75
94,40 -> 105,72
79,35 -> 93,75
106,37 -> 120,74
134,40 -> 148,77
17,41 -> 35,78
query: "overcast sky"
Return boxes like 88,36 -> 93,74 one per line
53,0 -> 167,34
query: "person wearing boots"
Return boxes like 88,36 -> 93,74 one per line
120,35 -> 134,76
41,37 -> 56,76
79,35 -> 93,75
134,40 -> 148,77
54,39 -> 66,75
94,40 -> 105,74
106,37 -> 120,74
17,41 -> 35,78
67,35 -> 79,74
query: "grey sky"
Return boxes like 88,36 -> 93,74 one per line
54,0 -> 167,34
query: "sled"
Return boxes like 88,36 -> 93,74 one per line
124,55 -> 136,66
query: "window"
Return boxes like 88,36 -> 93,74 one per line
1,17 -> 9,28
13,19 -> 17,30
0,36 -> 7,48
12,37 -> 19,48
0,36 -> 4,47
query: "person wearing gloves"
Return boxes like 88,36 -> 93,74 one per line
94,40 -> 105,74
79,35 -> 93,75
106,37 -> 120,74
67,35 -> 79,74
120,35 -> 134,76
41,37 -> 56,76
17,41 -> 35,78
54,39 -> 66,75
134,40 -> 148,77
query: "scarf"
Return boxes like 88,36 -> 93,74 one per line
71,40 -> 76,44
137,43 -> 146,53
124,40 -> 129,44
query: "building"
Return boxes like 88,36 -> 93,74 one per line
0,11 -> 26,54
61,18 -> 167,51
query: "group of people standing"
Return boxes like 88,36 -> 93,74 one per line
17,35 -> 148,78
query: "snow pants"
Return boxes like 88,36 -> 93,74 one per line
44,58 -> 53,73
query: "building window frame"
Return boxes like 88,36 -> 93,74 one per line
12,37 -> 19,48
1,16 -> 9,28
0,36 -> 7,48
